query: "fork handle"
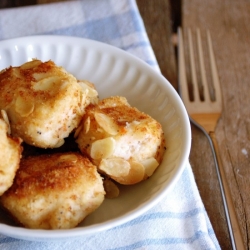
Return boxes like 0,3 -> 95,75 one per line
209,131 -> 245,250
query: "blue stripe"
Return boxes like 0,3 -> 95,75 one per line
144,60 -> 158,67
0,209 -> 206,244
111,208 -> 206,230
41,10 -> 143,43
109,229 -> 217,250
121,41 -> 151,51
0,237 -> 20,244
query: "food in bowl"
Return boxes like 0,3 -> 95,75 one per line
0,152 -> 105,229
75,96 -> 166,185
0,116 -> 22,196
0,60 -> 98,148
0,59 -> 166,229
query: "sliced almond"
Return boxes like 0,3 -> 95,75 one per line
20,59 -> 42,70
78,80 -> 98,98
99,96 -> 129,108
90,137 -> 115,159
32,76 -> 61,91
94,112 -> 118,135
74,124 -> 83,138
15,95 -> 34,117
141,157 -> 159,177
103,179 -> 120,199
59,80 -> 70,91
79,89 -> 88,109
12,68 -> 22,78
83,116 -> 90,134
114,160 -> 145,185
99,157 -> 130,177
59,154 -> 78,163
1,110 -> 11,135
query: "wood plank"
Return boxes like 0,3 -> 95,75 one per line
0,0 -> 36,8
182,0 -> 250,249
136,0 -> 177,89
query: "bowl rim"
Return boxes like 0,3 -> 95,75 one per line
0,35 -> 191,241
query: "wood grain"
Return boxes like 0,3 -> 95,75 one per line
209,130 -> 245,250
182,0 -> 250,249
137,1 -> 233,248
136,0 -> 177,90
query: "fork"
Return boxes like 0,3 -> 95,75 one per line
177,27 -> 244,250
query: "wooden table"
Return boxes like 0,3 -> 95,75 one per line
138,1 -> 249,249
1,0 -> 249,249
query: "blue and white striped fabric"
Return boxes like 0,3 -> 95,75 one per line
0,1 -> 220,249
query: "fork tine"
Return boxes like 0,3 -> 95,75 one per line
188,29 -> 200,102
196,28 -> 210,102
207,30 -> 222,103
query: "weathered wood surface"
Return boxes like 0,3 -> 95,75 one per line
137,1 -> 231,249
181,0 -> 250,249
138,0 -> 250,249
136,0 -> 177,90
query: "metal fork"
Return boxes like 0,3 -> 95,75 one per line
177,27 -> 244,250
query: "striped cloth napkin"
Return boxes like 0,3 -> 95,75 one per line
0,1 -> 220,249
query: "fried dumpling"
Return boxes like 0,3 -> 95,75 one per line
0,152 -> 105,229
0,114 -> 22,196
0,60 -> 98,148
76,96 -> 166,185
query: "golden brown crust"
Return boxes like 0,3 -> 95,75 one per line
76,96 -> 166,185
0,152 -> 105,229
0,119 -> 22,196
0,60 -> 90,148
0,60 -> 60,106
8,153 -> 96,197
0,59 -> 167,229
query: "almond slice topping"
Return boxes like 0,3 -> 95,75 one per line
74,124 -> 83,138
141,157 -> 159,177
90,137 -> 116,159
111,160 -> 145,185
32,76 -> 61,91
99,157 -> 130,177
83,116 -> 90,134
20,59 -> 42,70
15,95 -> 34,117
94,112 -> 118,135
1,110 -> 11,135
59,154 -> 78,163
78,80 -> 98,98
103,178 -> 120,199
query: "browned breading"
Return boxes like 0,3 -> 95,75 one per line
76,96 -> 166,185
0,60 -> 98,148
0,118 -> 22,195
0,119 -> 22,196
0,152 -> 105,229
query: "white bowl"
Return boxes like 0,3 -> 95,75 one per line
0,36 -> 191,241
